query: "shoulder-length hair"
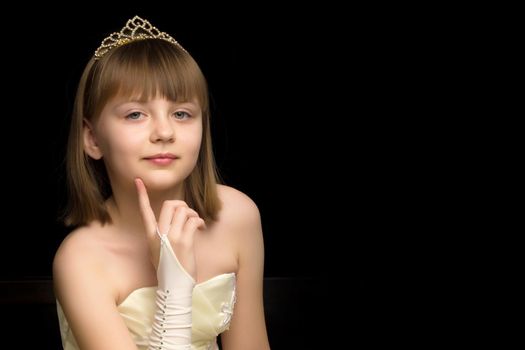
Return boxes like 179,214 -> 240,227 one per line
64,39 -> 222,226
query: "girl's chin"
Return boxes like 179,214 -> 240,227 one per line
138,177 -> 183,191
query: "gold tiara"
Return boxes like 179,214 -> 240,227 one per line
94,16 -> 185,60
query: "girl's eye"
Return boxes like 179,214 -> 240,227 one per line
174,111 -> 190,120
126,112 -> 143,120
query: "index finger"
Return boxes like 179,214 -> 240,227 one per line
134,178 -> 158,238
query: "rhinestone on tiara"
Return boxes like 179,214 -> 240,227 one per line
94,16 -> 185,60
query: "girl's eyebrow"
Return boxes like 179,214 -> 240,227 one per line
111,100 -> 142,111
174,102 -> 199,110
111,100 -> 200,112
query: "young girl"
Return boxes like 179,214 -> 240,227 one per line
53,16 -> 270,350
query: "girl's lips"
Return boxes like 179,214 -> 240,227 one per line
144,153 -> 179,165
145,153 -> 178,159
146,158 -> 176,165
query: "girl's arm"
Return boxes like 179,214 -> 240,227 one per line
54,231 -> 139,350
220,194 -> 271,350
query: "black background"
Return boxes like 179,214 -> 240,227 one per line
0,4 -> 419,347
0,7 -> 360,280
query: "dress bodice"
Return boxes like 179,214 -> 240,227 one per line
57,273 -> 236,350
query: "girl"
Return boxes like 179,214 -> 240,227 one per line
53,16 -> 270,350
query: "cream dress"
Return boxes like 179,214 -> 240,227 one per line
57,273 -> 236,350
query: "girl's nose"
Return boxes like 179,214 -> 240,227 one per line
151,117 -> 175,143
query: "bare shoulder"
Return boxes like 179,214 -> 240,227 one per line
217,184 -> 261,218
216,184 -> 262,229
53,223 -> 110,298
53,223 -> 104,271
215,184 -> 264,260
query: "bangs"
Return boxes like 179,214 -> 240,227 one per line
86,39 -> 208,119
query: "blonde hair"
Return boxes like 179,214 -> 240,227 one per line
64,39 -> 222,226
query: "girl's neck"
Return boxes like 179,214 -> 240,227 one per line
106,183 -> 185,236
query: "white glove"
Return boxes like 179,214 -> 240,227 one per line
148,230 -> 195,350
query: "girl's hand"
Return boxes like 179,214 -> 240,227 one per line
134,178 -> 205,279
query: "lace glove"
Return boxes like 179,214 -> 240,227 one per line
148,231 -> 196,350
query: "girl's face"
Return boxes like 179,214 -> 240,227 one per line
84,96 -> 203,191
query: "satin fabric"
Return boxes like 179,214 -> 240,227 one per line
57,272 -> 236,350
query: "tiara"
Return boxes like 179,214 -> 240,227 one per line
94,16 -> 185,60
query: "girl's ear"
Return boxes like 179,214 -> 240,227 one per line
83,119 -> 103,160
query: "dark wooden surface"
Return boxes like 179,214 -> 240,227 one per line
0,279 -> 55,304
